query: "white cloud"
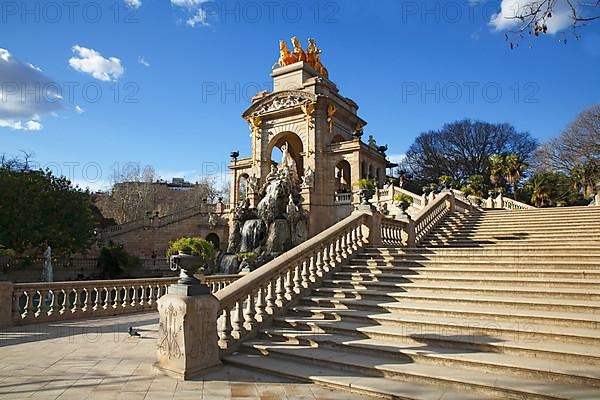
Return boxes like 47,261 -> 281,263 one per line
0,119 -> 43,131
0,48 -> 11,62
125,0 -> 141,8
186,8 -> 209,27
490,0 -> 575,34
68,45 -> 124,82
0,48 -> 62,131
75,105 -> 85,114
138,56 -> 150,67
27,63 -> 42,72
171,0 -> 212,27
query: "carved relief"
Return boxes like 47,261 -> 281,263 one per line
158,303 -> 183,360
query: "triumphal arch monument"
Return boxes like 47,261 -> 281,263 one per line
229,37 -> 389,236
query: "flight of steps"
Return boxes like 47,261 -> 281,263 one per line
225,206 -> 600,400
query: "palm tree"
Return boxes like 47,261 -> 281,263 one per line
489,154 -> 506,192
505,154 -> 527,200
526,174 -> 551,207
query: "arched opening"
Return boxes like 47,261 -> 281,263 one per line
368,164 -> 374,180
376,168 -> 381,186
361,161 -> 367,179
335,160 -> 351,193
267,132 -> 304,177
206,233 -> 220,250
238,173 -> 249,203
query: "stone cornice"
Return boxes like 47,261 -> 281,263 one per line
242,90 -> 317,119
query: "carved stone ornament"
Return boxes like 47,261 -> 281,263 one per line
157,303 -> 183,360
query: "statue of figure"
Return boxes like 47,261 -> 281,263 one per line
368,135 -> 377,148
42,245 -> 53,283
248,115 -> 262,136
291,36 -> 306,63
208,213 -> 217,227
273,40 -> 295,69
301,166 -> 315,188
279,142 -> 299,182
246,174 -> 258,194
306,38 -> 329,78
286,194 -> 300,221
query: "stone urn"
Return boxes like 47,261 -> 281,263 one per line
359,189 -> 374,206
397,200 -> 410,214
170,252 -> 208,295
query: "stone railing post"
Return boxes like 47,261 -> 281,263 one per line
595,193 -> 600,206
447,191 -> 456,212
154,275 -> 221,380
404,217 -> 416,247
362,210 -> 382,246
0,278 -> 14,326
496,193 -> 504,209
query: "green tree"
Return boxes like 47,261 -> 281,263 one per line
0,160 -> 97,258
521,172 -> 588,207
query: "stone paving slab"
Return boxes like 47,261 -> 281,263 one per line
0,313 -> 375,400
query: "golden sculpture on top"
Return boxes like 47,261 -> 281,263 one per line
273,37 -> 329,78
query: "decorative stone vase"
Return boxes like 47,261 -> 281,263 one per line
359,189 -> 374,206
171,252 -> 203,286
398,200 -> 410,214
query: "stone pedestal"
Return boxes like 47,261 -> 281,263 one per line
0,280 -> 14,326
154,291 -> 221,380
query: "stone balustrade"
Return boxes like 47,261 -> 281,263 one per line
8,275 -> 240,325
334,192 -> 353,204
499,195 -> 535,210
413,192 -> 455,245
381,218 -> 410,246
214,211 -> 373,354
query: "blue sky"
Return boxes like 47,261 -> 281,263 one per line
1,0 -> 599,191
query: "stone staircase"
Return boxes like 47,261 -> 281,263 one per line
225,206 -> 600,399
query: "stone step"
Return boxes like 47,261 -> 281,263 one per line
347,259 -> 600,270
223,352 -> 494,400
276,310 -> 600,346
240,341 -> 600,399
258,329 -> 600,387
423,231 -> 600,240
336,268 -> 600,279
419,239 -> 600,247
363,246 -> 600,256
270,317 -> 600,365
303,292 -> 600,316
295,299 -> 600,329
324,275 -> 600,289
313,284 -> 600,302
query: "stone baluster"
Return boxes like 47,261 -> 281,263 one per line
275,273 -> 285,308
315,249 -> 324,279
218,307 -> 233,350
47,290 -> 57,317
243,290 -> 256,332
351,227 -> 359,251
92,288 -> 100,311
284,269 -> 294,302
102,287 -> 111,310
301,259 -> 309,288
255,286 -> 266,322
308,253 -> 317,283
70,289 -> 79,314
329,242 -> 337,267
322,244 -> 332,274
113,286 -> 122,309
293,263 -> 302,294
341,232 -> 349,258
59,289 -> 68,315
357,224 -> 364,247
335,237 -> 343,262
230,299 -> 244,339
265,279 -> 275,314
137,286 -> 145,307
82,288 -> 92,313
36,290 -> 47,318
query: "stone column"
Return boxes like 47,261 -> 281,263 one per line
154,281 -> 221,380
595,193 -> 600,206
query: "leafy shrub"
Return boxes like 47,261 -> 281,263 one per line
97,241 -> 141,279
166,237 -> 216,261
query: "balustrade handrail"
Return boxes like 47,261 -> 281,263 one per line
501,196 -> 535,210
10,274 -> 241,325
215,211 -> 369,309
413,192 -> 453,244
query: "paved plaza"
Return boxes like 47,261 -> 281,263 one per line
0,313 -> 374,400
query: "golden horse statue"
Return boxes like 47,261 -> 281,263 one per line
273,40 -> 295,69
273,37 -> 328,78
